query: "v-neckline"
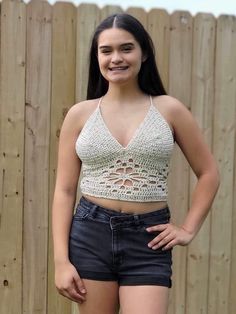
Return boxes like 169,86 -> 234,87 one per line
97,96 -> 153,150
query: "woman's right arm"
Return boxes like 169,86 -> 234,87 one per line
52,104 -> 87,303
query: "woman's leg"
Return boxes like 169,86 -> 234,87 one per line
77,279 -> 119,314
119,285 -> 169,314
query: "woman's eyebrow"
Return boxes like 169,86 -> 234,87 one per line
98,42 -> 135,49
121,43 -> 135,47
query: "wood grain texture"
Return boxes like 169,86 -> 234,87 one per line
208,15 -> 236,314
100,5 -> 123,21
76,3 -> 100,102
126,7 -> 147,27
148,9 -> 170,92
47,2 -> 77,314
167,11 -> 193,314
230,129 -> 236,313
186,13 -> 216,314
23,1 -> 52,313
0,0 -> 26,313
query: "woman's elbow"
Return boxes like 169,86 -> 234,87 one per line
210,161 -> 220,192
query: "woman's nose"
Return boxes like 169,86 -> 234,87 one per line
111,51 -> 123,63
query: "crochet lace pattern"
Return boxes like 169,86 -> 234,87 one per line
75,97 -> 174,202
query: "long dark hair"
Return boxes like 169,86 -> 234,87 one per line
87,13 -> 167,99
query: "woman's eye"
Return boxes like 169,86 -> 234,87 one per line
101,50 -> 111,54
122,47 -> 132,52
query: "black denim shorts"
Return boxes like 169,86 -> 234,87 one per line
69,196 -> 172,287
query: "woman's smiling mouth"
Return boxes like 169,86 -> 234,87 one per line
108,66 -> 129,71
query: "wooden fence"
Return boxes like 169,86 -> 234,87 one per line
0,0 -> 236,313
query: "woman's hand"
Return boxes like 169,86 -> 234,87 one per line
146,223 -> 195,251
55,261 -> 87,303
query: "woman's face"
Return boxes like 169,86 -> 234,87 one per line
97,28 -> 145,86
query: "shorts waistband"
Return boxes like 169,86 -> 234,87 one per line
78,196 -> 170,228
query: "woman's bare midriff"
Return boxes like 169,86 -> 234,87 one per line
82,194 -> 168,214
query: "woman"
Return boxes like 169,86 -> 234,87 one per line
52,13 -> 219,314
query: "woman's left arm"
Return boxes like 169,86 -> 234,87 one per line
147,97 -> 220,250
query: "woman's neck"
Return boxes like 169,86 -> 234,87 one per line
105,82 -> 145,103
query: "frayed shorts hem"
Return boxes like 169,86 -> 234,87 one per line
79,269 -> 172,288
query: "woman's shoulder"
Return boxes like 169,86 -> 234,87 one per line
68,98 -> 99,118
63,98 -> 100,127
152,95 -> 193,133
153,95 -> 187,111
59,98 -> 100,136
152,95 -> 191,119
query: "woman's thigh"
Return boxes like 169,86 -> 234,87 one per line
77,279 -> 119,314
119,285 -> 169,314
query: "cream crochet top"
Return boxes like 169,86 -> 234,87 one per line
75,96 -> 174,202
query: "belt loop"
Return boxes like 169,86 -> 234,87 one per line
134,214 -> 139,225
90,204 -> 97,217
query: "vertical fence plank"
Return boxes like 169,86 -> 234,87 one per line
230,135 -> 236,313
0,0 -> 26,314
147,9 -> 170,92
186,13 -> 216,314
126,7 -> 147,27
100,5 -> 123,21
47,2 -> 77,314
208,15 -> 236,314
76,3 -> 100,102
73,4 -> 100,313
73,5 -> 101,312
167,11 -> 193,314
23,1 -> 52,313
